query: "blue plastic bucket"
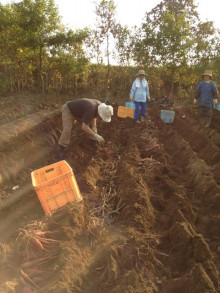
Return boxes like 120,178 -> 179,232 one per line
125,101 -> 135,109
215,103 -> 220,111
160,110 -> 175,123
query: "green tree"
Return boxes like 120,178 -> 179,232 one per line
94,0 -> 118,80
0,0 -> 89,94
45,27 -> 89,94
86,28 -> 103,64
12,0 -> 61,93
115,24 -> 134,66
134,0 -> 218,97
192,20 -> 216,65
0,3 -> 23,93
132,16 -> 156,67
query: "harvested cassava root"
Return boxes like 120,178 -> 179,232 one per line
17,220 -> 62,292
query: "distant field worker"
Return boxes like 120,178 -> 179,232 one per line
194,70 -> 219,127
58,99 -> 113,159
130,69 -> 150,122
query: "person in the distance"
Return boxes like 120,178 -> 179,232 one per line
130,69 -> 150,122
194,70 -> 219,127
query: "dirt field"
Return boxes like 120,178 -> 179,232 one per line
0,98 -> 220,293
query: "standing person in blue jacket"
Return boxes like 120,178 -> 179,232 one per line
130,69 -> 150,122
194,70 -> 219,127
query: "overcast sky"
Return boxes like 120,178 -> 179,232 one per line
54,0 -> 220,30
1,0 -> 220,30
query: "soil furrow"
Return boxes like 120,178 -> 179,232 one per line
0,108 -> 219,293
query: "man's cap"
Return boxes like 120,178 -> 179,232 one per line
98,103 -> 113,122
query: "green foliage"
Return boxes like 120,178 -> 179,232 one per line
132,0 -> 220,96
0,0 -> 220,100
114,24 -> 134,66
0,0 -> 89,94
13,0 -> 61,48
94,0 -> 118,68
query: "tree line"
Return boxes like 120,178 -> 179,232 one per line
0,0 -> 219,100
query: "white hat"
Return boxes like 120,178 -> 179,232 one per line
98,103 -> 113,122
201,70 -> 212,79
136,69 -> 148,76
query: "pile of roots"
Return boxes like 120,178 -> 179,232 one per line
17,219 -> 63,292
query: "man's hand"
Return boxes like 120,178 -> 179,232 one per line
193,99 -> 197,105
94,134 -> 105,143
214,99 -> 218,105
147,96 -> 150,101
130,96 -> 133,101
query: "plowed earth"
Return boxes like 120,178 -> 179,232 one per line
0,104 -> 220,293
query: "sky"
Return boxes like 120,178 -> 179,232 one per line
1,0 -> 220,31
55,0 -> 220,30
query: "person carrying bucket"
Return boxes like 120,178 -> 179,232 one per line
129,69 -> 150,123
194,70 -> 219,127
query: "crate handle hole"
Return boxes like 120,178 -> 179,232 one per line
45,168 -> 54,173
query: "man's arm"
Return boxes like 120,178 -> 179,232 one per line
82,122 -> 96,136
213,91 -> 219,105
193,91 -> 199,104
193,82 -> 201,104
81,122 -> 104,143
91,118 -> 97,133
212,83 -> 219,104
145,81 -> 150,100
130,81 -> 136,100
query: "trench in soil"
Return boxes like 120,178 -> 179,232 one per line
0,107 -> 220,293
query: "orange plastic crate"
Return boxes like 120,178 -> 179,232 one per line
31,160 -> 82,214
117,106 -> 134,118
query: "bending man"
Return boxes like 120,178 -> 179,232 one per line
58,98 -> 113,159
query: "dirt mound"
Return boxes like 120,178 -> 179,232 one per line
0,107 -> 219,292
